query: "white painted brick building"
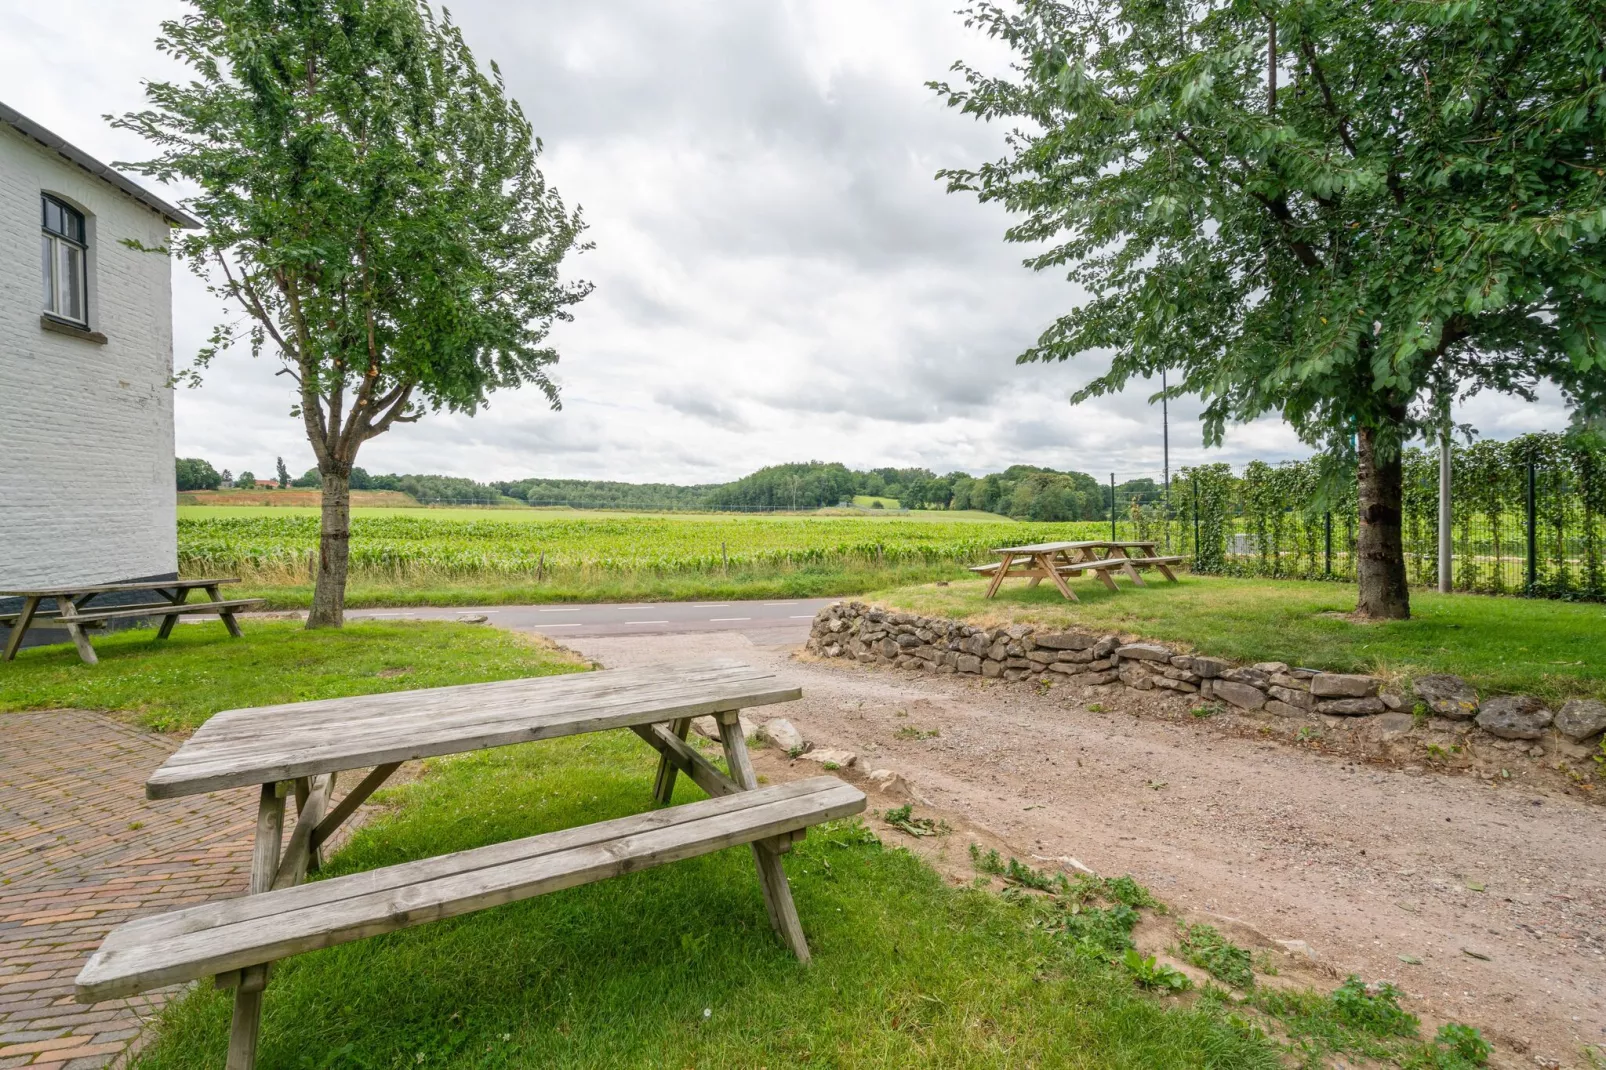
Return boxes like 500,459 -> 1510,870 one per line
0,102 -> 197,603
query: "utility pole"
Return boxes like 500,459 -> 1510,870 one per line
1161,368 -> 1172,551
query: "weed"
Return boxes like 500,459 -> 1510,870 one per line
882,804 -> 949,838
1413,702 -> 1431,726
1124,950 -> 1191,993
1103,874 -> 1159,908
1329,977 -> 1418,1037
1296,725 -> 1321,743
1413,1023 -> 1491,1068
1177,924 -> 1254,989
1252,950 -> 1280,976
1425,743 -> 1450,761
822,761 -> 841,771
1061,903 -> 1143,960
893,725 -> 940,741
1190,704 -> 1220,719
1086,703 -> 1105,713
968,844 -> 1065,892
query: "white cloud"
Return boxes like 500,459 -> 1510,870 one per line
0,0 -> 1567,486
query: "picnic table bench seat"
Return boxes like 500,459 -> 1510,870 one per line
967,557 -> 1129,576
76,775 -> 864,1003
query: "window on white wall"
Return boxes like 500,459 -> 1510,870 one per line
41,194 -> 88,324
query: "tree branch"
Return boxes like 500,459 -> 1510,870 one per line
1298,36 -> 1358,157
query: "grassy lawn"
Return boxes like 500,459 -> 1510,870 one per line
0,620 -> 584,733
133,730 -> 1284,1070
876,576 -> 1605,704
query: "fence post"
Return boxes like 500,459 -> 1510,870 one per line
1324,512 -> 1332,577
1109,473 -> 1117,541
1437,432 -> 1453,593
1525,459 -> 1537,592
1192,479 -> 1200,560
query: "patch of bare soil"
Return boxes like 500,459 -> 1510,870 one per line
571,630 -> 1606,1070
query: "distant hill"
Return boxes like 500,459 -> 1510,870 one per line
181,460 -> 1167,522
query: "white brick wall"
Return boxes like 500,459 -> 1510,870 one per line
0,123 -> 178,589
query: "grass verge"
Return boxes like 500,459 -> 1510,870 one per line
0,620 -> 584,733
131,731 -> 1283,1069
874,576 -> 1605,704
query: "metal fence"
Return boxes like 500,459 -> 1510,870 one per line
1097,433 -> 1605,601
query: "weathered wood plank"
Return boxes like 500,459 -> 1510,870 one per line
226,784 -> 285,1070
1,595 -> 40,661
629,724 -> 740,800
717,711 -> 811,962
651,717 -> 692,804
77,777 -> 864,1001
66,599 -> 262,624
310,763 -> 401,851
0,578 -> 240,598
271,773 -> 336,890
147,662 -> 802,799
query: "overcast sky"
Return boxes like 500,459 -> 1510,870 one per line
2,0 -> 1565,485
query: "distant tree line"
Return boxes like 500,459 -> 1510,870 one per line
179,457 -> 1170,520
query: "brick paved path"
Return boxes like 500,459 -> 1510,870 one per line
0,712 -> 255,1068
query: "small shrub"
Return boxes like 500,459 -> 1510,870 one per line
1178,923 -> 1255,989
1123,950 -> 1191,992
893,725 -> 940,741
1329,976 -> 1418,1037
1087,703 -> 1105,713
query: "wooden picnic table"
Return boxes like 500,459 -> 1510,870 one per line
76,660 -> 864,1070
973,540 -> 1184,601
0,577 -> 263,665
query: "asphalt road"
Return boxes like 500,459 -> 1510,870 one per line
344,598 -> 834,641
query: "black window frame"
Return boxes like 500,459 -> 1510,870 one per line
41,193 -> 89,325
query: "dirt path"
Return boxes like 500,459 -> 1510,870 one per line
569,630 -> 1606,1070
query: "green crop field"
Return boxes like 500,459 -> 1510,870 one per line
177,507 -> 1117,584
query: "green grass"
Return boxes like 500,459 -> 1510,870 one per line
0,620 -> 584,733
231,564 -> 964,611
178,504 -> 1017,523
131,730 -> 1282,1069
875,576 -> 1605,704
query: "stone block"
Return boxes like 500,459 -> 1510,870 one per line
981,659 -> 1003,678
1116,642 -> 1173,662
1309,673 -> 1380,698
1315,696 -> 1385,716
1220,666 -> 1270,688
1033,631 -> 1099,650
1093,635 -> 1120,657
1556,699 -> 1606,742
1264,699 -> 1304,717
1212,680 -> 1267,710
1152,677 -> 1199,693
1476,695 -> 1552,740
1253,661 -> 1290,674
987,640 -> 1010,661
956,654 -> 982,674
1411,674 -> 1479,720
1172,654 -> 1232,678
1118,665 -> 1156,690
1267,685 -> 1311,709
1269,673 -> 1309,691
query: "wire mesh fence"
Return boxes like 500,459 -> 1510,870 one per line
1100,432 -> 1605,601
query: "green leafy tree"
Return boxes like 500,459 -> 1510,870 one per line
175,457 -> 222,491
275,457 -> 291,492
236,470 -> 257,489
933,0 -> 1606,617
293,468 -> 323,489
118,0 -> 591,626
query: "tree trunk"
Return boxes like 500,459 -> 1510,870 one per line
307,469 -> 351,629
1355,424 -> 1410,620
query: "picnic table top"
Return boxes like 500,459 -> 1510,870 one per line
0,577 -> 239,598
145,660 -> 800,799
989,540 -> 1158,555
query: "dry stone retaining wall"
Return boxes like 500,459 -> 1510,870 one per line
807,602 -> 1606,750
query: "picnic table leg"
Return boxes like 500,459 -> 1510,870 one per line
54,596 -> 98,665
2,595 -> 40,661
155,587 -> 190,640
1040,553 -> 1080,602
207,583 -> 245,639
983,553 -> 1014,599
228,783 -> 285,1070
652,717 -> 693,804
1120,559 -> 1147,587
715,710 -> 810,963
